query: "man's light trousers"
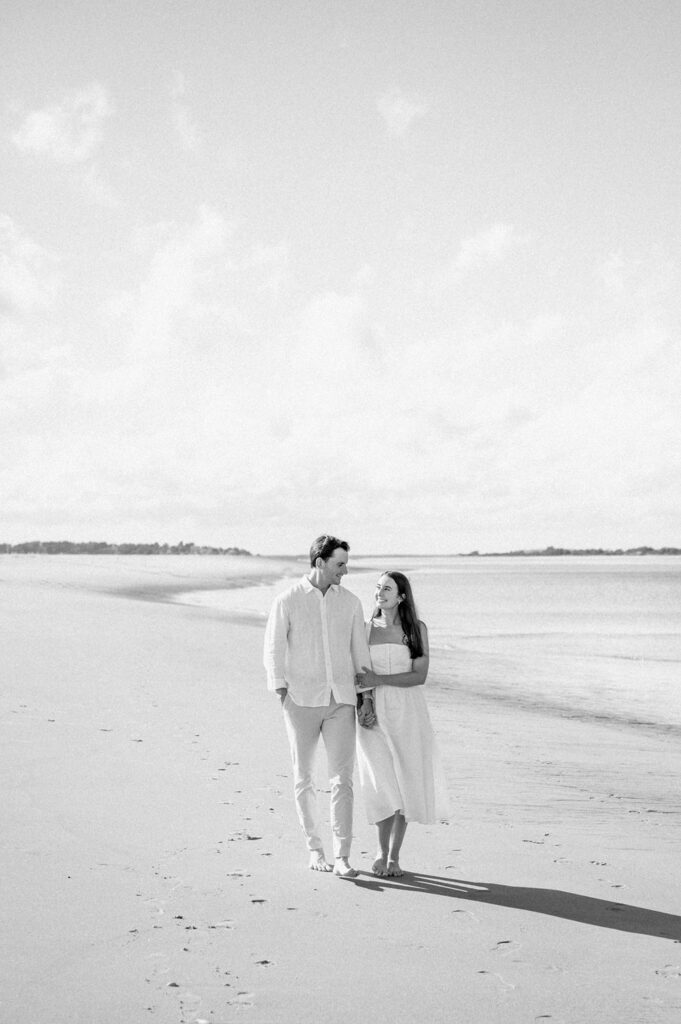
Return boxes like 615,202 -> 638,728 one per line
282,693 -> 356,859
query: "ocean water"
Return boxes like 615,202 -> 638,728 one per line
178,556 -> 681,733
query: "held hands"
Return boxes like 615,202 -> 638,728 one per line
357,693 -> 377,729
356,667 -> 378,729
355,667 -> 379,691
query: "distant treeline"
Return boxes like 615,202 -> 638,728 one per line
464,545 -> 681,557
0,541 -> 252,556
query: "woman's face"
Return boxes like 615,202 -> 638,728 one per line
375,573 -> 402,612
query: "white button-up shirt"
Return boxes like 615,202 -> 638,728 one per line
264,575 -> 370,707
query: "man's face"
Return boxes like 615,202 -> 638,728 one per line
318,547 -> 349,588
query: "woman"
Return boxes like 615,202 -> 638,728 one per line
355,571 -> 447,877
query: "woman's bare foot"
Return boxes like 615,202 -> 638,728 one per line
309,850 -> 333,872
333,857 -> 358,878
371,856 -> 388,876
386,859 -> 403,877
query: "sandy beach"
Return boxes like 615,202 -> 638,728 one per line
2,555 -> 680,1024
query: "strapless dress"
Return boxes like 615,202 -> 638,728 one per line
356,638 -> 448,824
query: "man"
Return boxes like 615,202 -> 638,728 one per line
264,534 -> 370,877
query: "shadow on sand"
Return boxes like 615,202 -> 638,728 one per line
352,872 -> 681,941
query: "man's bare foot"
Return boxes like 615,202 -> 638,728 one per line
309,850 -> 333,872
386,859 -> 403,877
333,857 -> 358,878
371,856 -> 388,876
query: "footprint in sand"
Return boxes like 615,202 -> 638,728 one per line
655,964 -> 681,979
477,970 -> 516,992
177,989 -> 203,1019
492,939 -> 523,958
227,991 -> 254,1006
145,952 -> 172,984
451,908 -> 479,924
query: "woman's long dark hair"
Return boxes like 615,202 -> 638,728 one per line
372,570 -> 424,659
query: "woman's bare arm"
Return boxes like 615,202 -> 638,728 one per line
355,623 -> 429,690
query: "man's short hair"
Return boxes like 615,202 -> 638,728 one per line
309,534 -> 349,567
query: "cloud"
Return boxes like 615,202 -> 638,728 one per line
0,215 -> 59,315
245,243 -> 290,295
597,252 -> 626,295
377,88 -> 428,137
596,250 -> 676,310
1,197 -> 678,554
169,72 -> 203,152
298,290 -> 373,362
12,83 -> 113,164
526,313 -> 565,344
173,106 -> 203,152
430,222 -> 521,292
78,163 -> 122,208
130,204 -> 231,358
456,222 -> 517,270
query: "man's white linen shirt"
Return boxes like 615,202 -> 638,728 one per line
264,576 -> 370,707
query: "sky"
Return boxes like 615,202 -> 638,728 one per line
2,0 -> 680,555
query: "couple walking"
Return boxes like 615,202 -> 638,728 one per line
263,534 -> 446,878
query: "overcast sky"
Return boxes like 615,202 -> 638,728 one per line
2,0 -> 680,554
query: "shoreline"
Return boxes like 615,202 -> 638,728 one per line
0,550 -> 301,599
112,572 -> 296,606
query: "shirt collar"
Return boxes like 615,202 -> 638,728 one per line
301,574 -> 338,594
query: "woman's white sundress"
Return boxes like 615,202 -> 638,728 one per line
356,627 -> 448,825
